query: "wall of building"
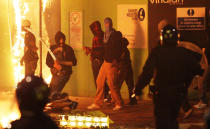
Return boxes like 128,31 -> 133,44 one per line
61,0 -> 149,99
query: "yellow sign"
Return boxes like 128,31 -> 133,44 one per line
150,0 -> 184,5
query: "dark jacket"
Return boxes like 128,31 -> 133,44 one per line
24,32 -> 36,48
135,45 -> 204,92
104,30 -> 123,63
120,38 -> 131,65
11,113 -> 59,129
89,21 -> 104,60
46,44 -> 77,74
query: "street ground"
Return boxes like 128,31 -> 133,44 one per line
0,91 -> 206,129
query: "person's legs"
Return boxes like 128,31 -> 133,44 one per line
93,62 -> 107,106
154,88 -> 181,129
201,66 -> 210,104
92,59 -> 110,100
125,64 -> 137,104
181,86 -> 193,119
50,73 -> 70,96
154,93 -> 171,129
91,58 -> 103,88
106,62 -> 123,107
194,76 -> 208,109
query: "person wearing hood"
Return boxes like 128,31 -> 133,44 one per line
134,25 -> 204,129
88,17 -> 124,111
118,38 -> 137,105
46,31 -> 77,98
84,21 -> 110,101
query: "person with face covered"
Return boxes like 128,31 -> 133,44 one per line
46,31 -> 77,98
88,17 -> 124,111
84,21 -> 110,101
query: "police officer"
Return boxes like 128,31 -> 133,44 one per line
11,76 -> 59,129
134,25 -> 204,129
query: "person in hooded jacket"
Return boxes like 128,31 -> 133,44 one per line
117,38 -> 137,105
46,31 -> 77,98
84,21 -> 110,101
88,17 -> 124,111
134,25 -> 204,129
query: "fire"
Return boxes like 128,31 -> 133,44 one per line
11,0 -> 51,85
42,0 -> 49,12
11,0 -> 27,84
0,0 -> 52,128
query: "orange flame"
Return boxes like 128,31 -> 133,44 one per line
43,0 -> 49,12
0,0 -> 52,128
12,0 -> 26,84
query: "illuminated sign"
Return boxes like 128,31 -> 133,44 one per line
177,7 -> 206,30
126,8 -> 145,21
150,0 -> 184,5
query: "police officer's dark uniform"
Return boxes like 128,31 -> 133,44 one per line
134,25 -> 204,129
11,76 -> 59,129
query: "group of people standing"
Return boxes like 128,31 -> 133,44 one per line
20,17 -> 210,129
21,17 -> 137,109
85,17 -> 137,111
21,20 -> 77,100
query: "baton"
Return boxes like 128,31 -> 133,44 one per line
24,27 -> 56,61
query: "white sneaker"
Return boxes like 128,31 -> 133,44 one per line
87,104 -> 101,110
194,101 -> 207,109
113,105 -> 122,111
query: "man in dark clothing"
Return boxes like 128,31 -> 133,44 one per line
84,21 -> 110,101
88,17 -> 124,111
21,20 -> 38,76
118,38 -> 137,105
11,76 -> 59,129
89,21 -> 104,83
135,25 -> 204,129
46,31 -> 77,97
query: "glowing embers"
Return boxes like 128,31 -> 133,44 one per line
58,115 -> 109,128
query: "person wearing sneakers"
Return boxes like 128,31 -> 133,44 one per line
178,40 -> 207,117
88,17 -> 124,111
84,21 -> 111,103
194,20 -> 210,110
134,25 -> 204,129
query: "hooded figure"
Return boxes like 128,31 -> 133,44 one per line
117,38 -> 137,105
89,21 -> 104,60
46,31 -> 77,97
87,21 -> 110,101
88,18 -> 124,111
